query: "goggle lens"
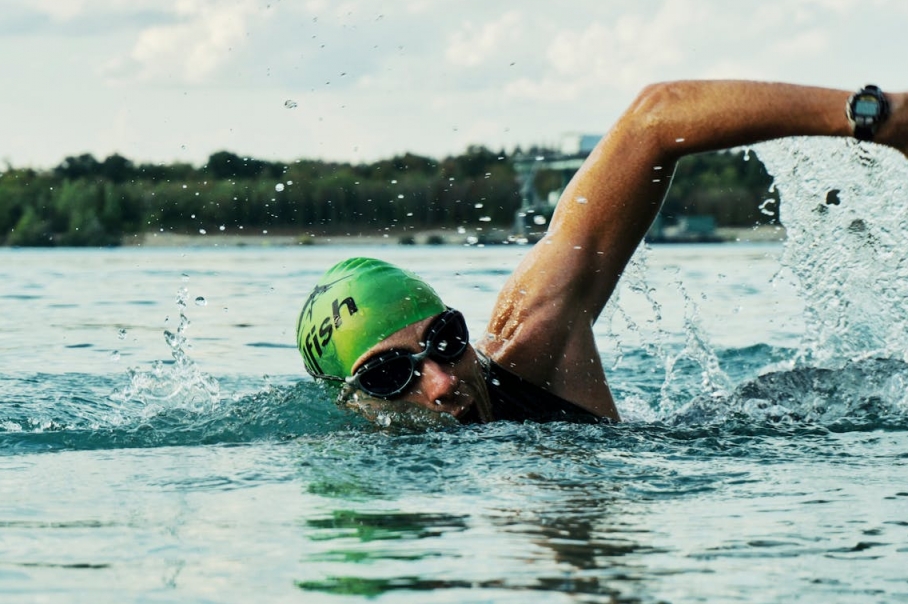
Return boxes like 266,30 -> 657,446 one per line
356,353 -> 416,397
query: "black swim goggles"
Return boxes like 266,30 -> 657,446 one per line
344,308 -> 470,399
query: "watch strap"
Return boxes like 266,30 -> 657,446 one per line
854,123 -> 875,142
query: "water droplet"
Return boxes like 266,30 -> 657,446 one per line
491,378 -> 501,387
275,183 -> 285,192
110,350 -> 121,361
219,225 -> 226,231
675,137 -> 685,143
284,99 -> 298,109
474,203 -> 484,209
759,199 -> 777,216
533,215 -> 547,225
199,228 -> 207,235
479,216 -> 491,222
575,196 -> 588,204
117,329 -> 128,340
194,296 -> 207,307
457,226 -> 466,234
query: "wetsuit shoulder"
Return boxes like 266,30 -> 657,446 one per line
484,359 -> 602,424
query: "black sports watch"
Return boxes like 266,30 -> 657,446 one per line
846,85 -> 889,141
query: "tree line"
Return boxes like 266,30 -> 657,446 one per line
0,147 -> 778,246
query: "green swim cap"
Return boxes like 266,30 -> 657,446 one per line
296,257 -> 446,379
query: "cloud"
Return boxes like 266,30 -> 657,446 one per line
444,11 -> 523,68
21,0 -> 92,21
0,5 -> 51,36
769,29 -> 829,57
1,1 -> 176,37
500,2 -> 702,103
5,0 -> 908,170
102,0 -> 264,84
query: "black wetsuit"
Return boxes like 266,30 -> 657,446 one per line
481,355 -> 602,423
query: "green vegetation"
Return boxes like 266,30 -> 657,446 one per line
661,149 -> 778,226
0,147 -> 778,247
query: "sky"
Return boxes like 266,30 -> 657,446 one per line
2,0 -> 906,170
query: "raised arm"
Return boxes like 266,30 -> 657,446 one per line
481,80 -> 907,420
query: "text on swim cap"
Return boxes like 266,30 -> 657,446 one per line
302,296 -> 358,375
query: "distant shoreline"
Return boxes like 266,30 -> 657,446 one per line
125,225 -> 786,248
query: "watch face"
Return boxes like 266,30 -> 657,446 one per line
853,97 -> 880,118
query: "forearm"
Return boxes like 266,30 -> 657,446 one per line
628,80 -> 853,162
544,80 -> 906,312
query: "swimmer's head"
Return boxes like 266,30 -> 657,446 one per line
296,257 -> 446,380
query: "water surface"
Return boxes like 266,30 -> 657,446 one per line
2,139 -> 908,602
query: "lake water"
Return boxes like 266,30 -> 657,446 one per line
2,139 -> 908,603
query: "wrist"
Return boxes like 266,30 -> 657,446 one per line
873,92 -> 905,149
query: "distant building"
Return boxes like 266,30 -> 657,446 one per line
511,134 -> 601,241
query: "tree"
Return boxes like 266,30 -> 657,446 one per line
100,154 -> 135,183
54,154 -> 101,181
8,205 -> 53,246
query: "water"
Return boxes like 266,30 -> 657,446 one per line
2,139 -> 908,602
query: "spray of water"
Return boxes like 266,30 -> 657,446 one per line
610,137 -> 908,427
755,138 -> 908,365
603,245 -> 733,421
109,286 -> 221,416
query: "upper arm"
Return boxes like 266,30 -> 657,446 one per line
480,79 -> 864,414
493,88 -> 678,336
479,88 -> 676,408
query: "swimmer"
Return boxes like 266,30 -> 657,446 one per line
298,81 -> 908,425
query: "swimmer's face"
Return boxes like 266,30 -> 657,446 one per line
347,313 -> 494,424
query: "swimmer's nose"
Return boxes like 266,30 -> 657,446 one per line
416,358 -> 458,405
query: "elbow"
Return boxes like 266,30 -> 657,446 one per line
632,81 -> 684,118
619,81 -> 690,161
